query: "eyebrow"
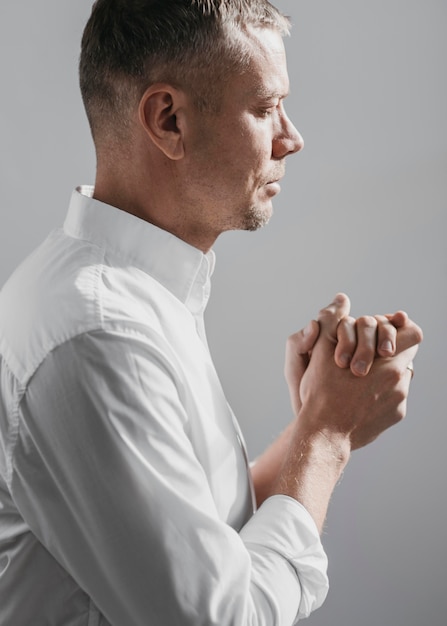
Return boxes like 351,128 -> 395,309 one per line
253,87 -> 290,101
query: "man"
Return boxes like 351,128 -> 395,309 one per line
0,1 -> 422,625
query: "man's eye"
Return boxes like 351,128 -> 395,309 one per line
259,107 -> 275,117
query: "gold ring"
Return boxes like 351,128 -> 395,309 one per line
406,363 -> 414,379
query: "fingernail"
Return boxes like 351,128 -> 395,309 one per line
353,360 -> 367,375
381,340 -> 393,353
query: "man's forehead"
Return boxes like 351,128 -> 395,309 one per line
243,57 -> 290,103
242,27 -> 290,97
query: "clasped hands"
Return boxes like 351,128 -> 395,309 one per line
285,293 -> 423,450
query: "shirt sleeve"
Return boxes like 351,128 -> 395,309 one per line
10,327 -> 328,626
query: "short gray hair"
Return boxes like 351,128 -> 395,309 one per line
79,0 -> 290,142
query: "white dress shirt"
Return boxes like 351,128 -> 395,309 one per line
0,187 -> 328,625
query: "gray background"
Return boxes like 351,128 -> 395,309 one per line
0,1 -> 445,624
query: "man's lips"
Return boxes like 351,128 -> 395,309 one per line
266,165 -> 285,187
264,179 -> 282,195
263,164 -> 285,192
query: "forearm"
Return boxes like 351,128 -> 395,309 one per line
250,420 -> 296,508
272,415 -> 351,532
252,412 -> 350,532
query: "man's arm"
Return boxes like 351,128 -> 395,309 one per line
11,327 -> 327,625
251,320 -> 319,508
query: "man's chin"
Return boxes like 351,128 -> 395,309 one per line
243,203 -> 273,231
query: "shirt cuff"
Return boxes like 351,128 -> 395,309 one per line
240,494 -> 329,622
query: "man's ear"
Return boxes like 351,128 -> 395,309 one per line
138,84 -> 187,160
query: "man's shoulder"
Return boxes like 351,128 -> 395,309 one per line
0,228 -> 105,384
0,225 -> 195,386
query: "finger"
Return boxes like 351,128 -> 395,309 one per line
406,361 -> 415,381
385,312 -> 424,353
350,315 -> 378,376
386,310 -> 409,328
300,319 -> 321,354
317,293 -> 351,344
388,345 -> 419,387
375,314 -> 397,357
285,320 -> 319,379
285,321 -> 320,416
284,318 -> 319,377
335,316 -> 357,368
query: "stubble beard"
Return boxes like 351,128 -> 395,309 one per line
242,203 -> 273,232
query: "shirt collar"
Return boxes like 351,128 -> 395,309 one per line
64,186 -> 216,316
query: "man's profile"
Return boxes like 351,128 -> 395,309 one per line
0,1 -> 422,624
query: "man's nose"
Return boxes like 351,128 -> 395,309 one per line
272,113 -> 304,159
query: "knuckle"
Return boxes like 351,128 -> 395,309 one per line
394,385 -> 408,406
414,325 -> 424,344
377,319 -> 394,334
393,400 -> 407,423
387,366 -> 403,387
388,370 -> 410,404
357,315 -> 377,330
380,364 -> 403,390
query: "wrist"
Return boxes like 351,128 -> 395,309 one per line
305,428 -> 352,469
295,398 -> 353,464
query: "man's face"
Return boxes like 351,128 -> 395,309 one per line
181,27 -> 304,242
